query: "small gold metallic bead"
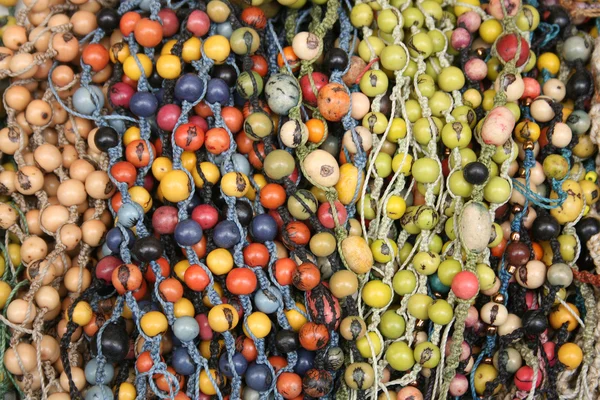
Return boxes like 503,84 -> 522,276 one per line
510,232 -> 521,242
492,293 -> 505,303
415,319 -> 426,329
408,381 -> 419,387
433,292 -> 443,299
523,140 -> 534,151
518,167 -> 526,178
444,148 -> 451,156
483,356 -> 494,364
486,326 -> 497,336
476,48 -> 486,58
507,265 -> 517,274
522,98 -> 533,107
512,205 -> 523,214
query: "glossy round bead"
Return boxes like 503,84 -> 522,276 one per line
265,73 -> 300,115
451,271 -> 479,299
557,343 -> 583,370
173,316 -> 200,342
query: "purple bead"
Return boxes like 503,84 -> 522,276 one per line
174,219 -> 203,246
175,73 -> 204,102
109,82 -> 135,108
206,78 -> 230,105
130,91 -> 159,117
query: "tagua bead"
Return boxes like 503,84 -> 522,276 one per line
341,236 -> 373,274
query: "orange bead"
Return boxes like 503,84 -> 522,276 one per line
158,278 -> 184,302
277,372 -> 302,399
250,54 -> 268,77
82,43 -> 109,72
111,263 -> 143,294
134,18 -> 163,48
277,46 -> 300,72
292,262 -> 320,291
120,11 -> 141,36
269,355 -> 288,373
221,106 -> 244,133
204,128 -> 230,155
298,322 -> 329,350
184,264 -> 210,291
125,139 -> 155,168
260,183 -> 286,209
532,242 -> 543,261
306,118 -> 325,144
274,258 -> 296,286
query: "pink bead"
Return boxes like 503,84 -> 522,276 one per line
299,72 -> 329,106
465,305 -> 479,327
189,115 -> 209,132
525,290 -> 539,309
192,204 -> 219,230
522,77 -> 541,100
451,271 -> 479,299
457,11 -> 481,33
449,374 -> 469,396
514,366 -> 542,391
195,313 -> 213,341
152,205 -> 179,234
186,10 -> 210,37
543,341 -> 556,366
451,27 -> 471,51
158,8 -> 179,37
464,58 -> 487,81
396,387 -> 423,400
109,82 -> 135,108
96,256 -> 123,283
157,104 -> 182,131
445,339 -> 471,361
317,200 -> 348,229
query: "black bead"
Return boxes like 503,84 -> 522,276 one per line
521,310 -> 547,335
94,126 -> 119,152
149,70 -> 164,88
211,64 -> 238,87
132,236 -> 164,262
566,70 -> 592,100
235,201 -> 254,227
275,329 -> 299,353
576,217 -> 600,244
96,8 -> 120,33
531,214 -> 560,241
463,162 -> 489,185
96,321 -> 129,362
325,48 -> 348,73
212,189 -> 227,210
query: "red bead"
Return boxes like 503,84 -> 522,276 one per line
191,204 -> 219,230
451,271 -> 479,300
496,34 -> 530,67
195,313 -> 213,340
82,43 -> 109,72
189,115 -> 209,133
317,200 -> 348,229
152,205 -> 179,234
300,72 -> 329,106
158,8 -> 179,37
96,256 -> 123,284
521,77 -> 541,100
156,104 -> 182,131
241,7 -> 267,29
174,123 -> 205,151
109,82 -> 135,109
514,365 -> 542,391
543,341 -> 557,366
226,268 -> 258,295
186,10 -> 210,37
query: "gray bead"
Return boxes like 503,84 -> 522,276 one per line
85,385 -> 114,400
221,153 -> 251,176
73,86 -> 105,115
101,243 -> 112,257
116,203 -> 140,228
265,74 -> 300,116
493,347 -> 522,374
216,22 -> 233,38
85,358 -> 115,385
320,134 -> 339,158
254,287 -> 282,314
325,347 -> 344,370
173,316 -> 200,342
243,387 -> 260,400
566,109 -> 591,135
563,36 -> 592,63
547,262 -> 573,287
108,112 -> 126,134
139,0 -> 153,11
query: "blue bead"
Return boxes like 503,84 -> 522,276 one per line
218,352 -> 248,378
254,287 -> 282,314
106,227 -> 135,253
186,193 -> 202,213
130,91 -> 159,118
73,86 -> 105,115
175,74 -> 204,103
85,385 -> 114,400
173,316 -> 200,342
294,349 -> 315,376
85,358 -> 115,384
429,272 -> 450,294
206,78 -> 230,105
213,220 -> 241,248
245,362 -> 273,392
101,243 -> 112,257
249,214 -> 277,243
108,112 -> 126,134
174,219 -> 203,246
216,22 -> 233,38
172,347 -> 196,376
116,203 -> 140,228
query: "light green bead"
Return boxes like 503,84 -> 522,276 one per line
393,270 -> 417,295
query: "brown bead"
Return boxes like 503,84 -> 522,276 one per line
25,209 -> 43,235
63,266 -> 92,292
21,236 -> 48,264
5,85 -> 32,111
26,258 -> 56,285
61,145 -> 79,168
52,33 -> 80,63
25,99 -> 52,126
60,366 -> 86,391
60,223 -> 82,251
10,53 -> 37,79
3,25 -> 27,51
70,11 -> 97,36
505,241 -> 530,266
69,159 -> 95,182
16,112 -> 33,136
57,179 -> 87,207
85,170 -> 115,199
43,173 -> 60,196
41,205 -> 70,233
81,219 -> 106,246
492,293 -> 505,304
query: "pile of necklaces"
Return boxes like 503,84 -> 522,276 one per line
2,0 -> 600,398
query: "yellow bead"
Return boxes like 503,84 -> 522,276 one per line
203,282 -> 224,307
7,243 -> 20,267
557,342 -> 583,370
356,331 -> 382,358
174,260 -> 190,281
117,382 -> 136,400
203,35 -> 231,63
206,248 -> 234,275
161,40 -> 177,55
479,19 -> 502,44
221,172 -> 250,198
336,163 -> 362,205
140,311 -> 168,336
181,151 -> 197,172
454,0 -> 479,16
173,298 -> 195,318
200,339 -> 224,358
0,281 -> 11,309
585,171 -> 598,182
160,170 -> 192,203
128,186 -> 153,212
244,312 -> 272,338
109,43 -> 130,64
152,157 -> 173,181
253,174 -> 267,189
2,163 -> 15,171
549,302 -> 580,331
208,304 -> 239,332
123,126 -> 141,145
192,162 -> 220,188
199,369 -> 222,395
0,255 -> 5,277
285,303 -> 308,332
537,52 -> 560,75
386,195 -> 406,220
0,0 -> 17,7
122,304 -> 133,319
70,301 -> 93,326
156,55 -> 182,79
514,120 -> 540,143
183,37 -> 202,62
123,54 -> 153,81
361,280 -> 392,308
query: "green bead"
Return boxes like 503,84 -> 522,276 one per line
413,117 -> 442,145
375,153 -> 393,178
417,74 -> 436,99
492,141 -> 518,164
429,91 -> 452,117
449,170 -> 474,198
438,66 -> 465,92
451,105 -> 477,129
407,293 -> 433,320
444,218 -> 456,240
350,3 -> 374,28
413,251 -> 441,276
386,341 -> 415,371
393,270 -> 417,295
427,234 -> 443,253
399,242 -> 414,264
483,177 -> 511,203
370,238 -> 397,263
412,158 -> 440,183
358,36 -> 385,62
428,299 -> 453,325
428,30 -> 446,53
237,71 -> 264,99
380,45 -> 408,71
379,310 -> 406,339
402,7 -> 424,29
558,234 -> 576,262
516,5 -> 540,31
449,148 -> 477,169
360,194 -> 376,219
422,1 -> 443,20
476,263 -> 497,291
425,57 -> 441,81
377,9 -> 399,33
388,118 -> 408,142
438,259 -> 461,286
405,99 -> 422,123
362,112 -> 389,134
359,69 -> 389,97
489,223 -> 503,248
442,121 -> 472,149
407,32 -> 433,58
414,342 -> 441,368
